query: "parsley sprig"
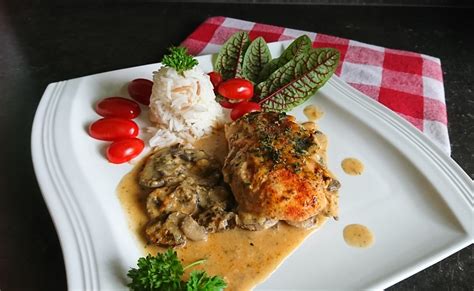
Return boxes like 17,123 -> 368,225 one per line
127,249 -> 227,291
162,47 -> 199,75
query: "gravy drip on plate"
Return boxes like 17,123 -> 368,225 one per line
303,105 -> 324,121
343,224 -> 374,248
341,158 -> 364,176
193,129 -> 228,164
118,131 -> 326,290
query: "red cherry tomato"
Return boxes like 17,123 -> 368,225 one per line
208,71 -> 223,88
106,138 -> 145,164
230,101 -> 261,121
89,118 -> 139,141
219,99 -> 241,109
96,97 -> 141,119
128,79 -> 153,105
217,78 -> 253,100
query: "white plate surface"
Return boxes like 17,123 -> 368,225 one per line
31,41 -> 473,290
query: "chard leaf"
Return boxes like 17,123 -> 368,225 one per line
255,48 -> 340,112
214,31 -> 250,80
242,37 -> 272,83
279,35 -> 313,64
258,35 -> 312,81
256,58 -> 280,83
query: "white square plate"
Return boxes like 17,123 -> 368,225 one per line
32,41 -> 473,290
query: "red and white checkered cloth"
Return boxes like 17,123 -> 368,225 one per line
182,16 -> 450,154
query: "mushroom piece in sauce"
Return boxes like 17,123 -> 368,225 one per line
140,144 -> 236,247
236,211 -> 278,231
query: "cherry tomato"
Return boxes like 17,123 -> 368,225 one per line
128,79 -> 153,105
230,101 -> 261,121
208,71 -> 223,88
95,97 -> 141,119
89,118 -> 139,141
106,138 -> 144,164
219,99 -> 240,109
217,78 -> 253,100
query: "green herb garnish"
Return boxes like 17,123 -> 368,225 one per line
214,31 -> 250,80
257,35 -> 312,81
127,249 -> 227,291
186,271 -> 228,291
255,48 -> 340,112
214,32 -> 340,113
162,47 -> 199,75
242,37 -> 272,83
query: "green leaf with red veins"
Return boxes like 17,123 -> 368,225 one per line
255,48 -> 340,112
257,35 -> 312,82
242,37 -> 272,83
214,31 -> 250,80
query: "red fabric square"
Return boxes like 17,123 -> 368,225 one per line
206,16 -> 226,25
385,48 -> 421,58
314,34 -> 350,75
424,98 -> 448,124
383,52 -> 423,75
187,22 -> 223,43
249,23 -> 285,42
181,39 -> 208,56
379,87 -> 424,120
422,58 -> 443,82
348,83 -> 380,100
381,69 -> 423,96
345,45 -> 384,66
211,27 -> 243,45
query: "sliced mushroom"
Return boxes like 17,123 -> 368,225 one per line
327,179 -> 341,192
139,144 -> 222,188
146,179 -> 199,219
145,212 -> 187,247
197,185 -> 232,210
236,211 -> 278,231
196,206 -> 236,233
285,215 -> 318,229
139,145 -> 188,188
180,215 -> 208,241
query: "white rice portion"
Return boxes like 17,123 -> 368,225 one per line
147,66 -> 227,148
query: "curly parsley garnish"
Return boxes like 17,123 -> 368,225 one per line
162,47 -> 199,75
127,249 -> 226,291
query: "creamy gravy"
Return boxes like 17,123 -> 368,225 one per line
118,132 -> 327,290
193,129 -> 228,164
303,105 -> 324,121
341,158 -> 364,176
301,121 -> 317,131
343,224 -> 374,248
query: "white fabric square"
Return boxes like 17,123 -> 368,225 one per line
283,28 -> 316,40
421,54 -> 441,64
423,120 -> 451,154
340,62 -> 383,86
199,43 -> 222,55
349,40 -> 385,52
221,18 -> 255,31
422,76 -> 445,103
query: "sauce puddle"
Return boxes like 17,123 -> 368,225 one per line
343,224 -> 374,248
341,158 -> 364,176
303,105 -> 324,121
118,131 -> 327,290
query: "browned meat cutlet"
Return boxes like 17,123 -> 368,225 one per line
223,112 -> 339,224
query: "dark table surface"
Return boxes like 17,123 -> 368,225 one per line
0,1 -> 472,290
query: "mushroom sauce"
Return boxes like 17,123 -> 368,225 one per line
118,130 -> 329,290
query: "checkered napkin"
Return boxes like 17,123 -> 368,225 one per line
181,16 -> 450,154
